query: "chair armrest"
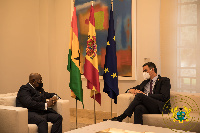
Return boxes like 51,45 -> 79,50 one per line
53,99 -> 70,132
117,93 -> 135,123
0,105 -> 28,133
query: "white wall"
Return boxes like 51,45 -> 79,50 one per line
0,0 -> 42,93
0,0 -> 161,113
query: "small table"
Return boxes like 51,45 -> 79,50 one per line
65,121 -> 195,133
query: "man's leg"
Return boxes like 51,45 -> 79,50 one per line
47,113 -> 62,133
134,105 -> 149,124
124,93 -> 160,117
113,93 -> 160,122
28,112 -> 48,133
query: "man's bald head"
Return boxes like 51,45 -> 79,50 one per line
29,73 -> 41,82
29,73 -> 42,88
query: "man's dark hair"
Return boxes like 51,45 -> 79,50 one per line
142,62 -> 157,74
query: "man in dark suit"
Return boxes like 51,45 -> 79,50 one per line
110,62 -> 171,124
16,73 -> 62,133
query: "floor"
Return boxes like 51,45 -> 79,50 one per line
70,108 -> 117,130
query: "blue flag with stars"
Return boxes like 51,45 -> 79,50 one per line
103,4 -> 119,104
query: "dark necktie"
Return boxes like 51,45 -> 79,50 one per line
150,80 -> 153,94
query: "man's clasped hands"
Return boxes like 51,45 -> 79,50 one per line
129,89 -> 145,95
47,96 -> 58,108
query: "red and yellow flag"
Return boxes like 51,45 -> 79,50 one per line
84,5 -> 101,105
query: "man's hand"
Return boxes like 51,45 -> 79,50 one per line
47,97 -> 58,108
129,89 -> 136,94
129,89 -> 145,95
134,90 -> 145,95
51,96 -> 58,105
52,96 -> 58,102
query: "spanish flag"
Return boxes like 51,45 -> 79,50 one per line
67,7 -> 84,106
84,5 -> 101,105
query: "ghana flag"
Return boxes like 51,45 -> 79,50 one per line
67,6 -> 83,106
84,5 -> 101,105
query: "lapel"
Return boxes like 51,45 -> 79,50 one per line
153,75 -> 161,93
26,83 -> 46,102
26,83 -> 36,92
140,79 -> 150,91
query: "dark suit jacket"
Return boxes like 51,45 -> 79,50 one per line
16,83 -> 57,114
130,75 -> 171,114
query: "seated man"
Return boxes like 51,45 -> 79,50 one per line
110,62 -> 171,124
16,73 -> 62,133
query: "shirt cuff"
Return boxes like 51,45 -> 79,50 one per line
45,103 -> 47,110
147,93 -> 149,96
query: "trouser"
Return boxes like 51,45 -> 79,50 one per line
124,93 -> 161,124
28,111 -> 62,133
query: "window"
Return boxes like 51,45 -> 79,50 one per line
177,0 -> 200,93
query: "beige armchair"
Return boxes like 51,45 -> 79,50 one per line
117,91 -> 200,133
0,92 -> 70,133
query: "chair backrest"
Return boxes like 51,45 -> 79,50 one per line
0,92 -> 17,107
170,91 -> 200,113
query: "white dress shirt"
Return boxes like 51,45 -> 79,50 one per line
144,75 -> 158,96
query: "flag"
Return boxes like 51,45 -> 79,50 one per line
84,5 -> 101,105
103,4 -> 119,104
67,7 -> 84,106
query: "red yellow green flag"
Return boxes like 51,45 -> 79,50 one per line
84,5 -> 101,105
67,7 -> 83,106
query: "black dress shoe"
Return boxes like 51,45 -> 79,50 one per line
103,118 -> 109,121
103,116 -> 123,122
110,116 -> 122,122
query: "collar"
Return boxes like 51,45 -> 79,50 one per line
151,75 -> 158,83
29,82 -> 35,89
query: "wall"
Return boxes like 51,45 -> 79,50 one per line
0,0 -> 161,113
0,0 -> 43,93
160,0 -> 177,91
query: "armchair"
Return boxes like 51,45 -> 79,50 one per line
0,92 -> 70,133
117,91 -> 200,133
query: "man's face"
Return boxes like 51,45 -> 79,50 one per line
33,75 -> 43,88
143,65 -> 154,76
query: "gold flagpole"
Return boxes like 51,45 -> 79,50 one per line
94,91 -> 96,124
110,0 -> 114,119
91,0 -> 96,124
76,99 -> 78,129
73,0 -> 77,129
111,99 -> 112,118
111,0 -> 113,11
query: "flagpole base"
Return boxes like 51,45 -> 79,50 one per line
94,90 -> 96,124
111,99 -> 112,119
76,99 -> 78,129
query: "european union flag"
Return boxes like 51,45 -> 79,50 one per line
103,4 -> 119,104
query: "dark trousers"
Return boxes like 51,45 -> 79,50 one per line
28,111 -> 62,133
124,93 -> 161,124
